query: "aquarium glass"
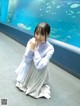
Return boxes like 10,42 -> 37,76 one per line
0,0 -> 8,23
0,0 -> 1,21
0,0 -> 80,47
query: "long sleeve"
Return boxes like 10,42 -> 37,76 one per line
15,40 -> 34,82
33,46 -> 54,70
23,40 -> 34,63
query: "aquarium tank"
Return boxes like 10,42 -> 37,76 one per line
0,0 -> 80,47
0,0 -> 1,20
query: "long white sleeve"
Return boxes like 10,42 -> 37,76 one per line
33,46 -> 54,70
16,40 -> 34,82
23,41 -> 34,63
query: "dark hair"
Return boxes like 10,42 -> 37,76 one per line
34,22 -> 50,41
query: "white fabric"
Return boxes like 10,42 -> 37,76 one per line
15,39 -> 54,99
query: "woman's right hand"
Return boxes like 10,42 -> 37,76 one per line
29,38 -> 38,51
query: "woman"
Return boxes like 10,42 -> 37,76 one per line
15,22 -> 54,99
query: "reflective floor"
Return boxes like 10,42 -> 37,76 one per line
0,32 -> 80,106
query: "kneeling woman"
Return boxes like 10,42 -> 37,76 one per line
15,22 -> 54,99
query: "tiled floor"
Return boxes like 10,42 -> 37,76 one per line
0,32 -> 80,106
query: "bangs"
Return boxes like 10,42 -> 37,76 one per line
35,26 -> 47,35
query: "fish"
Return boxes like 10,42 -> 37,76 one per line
56,5 -> 61,9
17,23 -> 31,30
47,6 -> 51,9
70,3 -> 80,8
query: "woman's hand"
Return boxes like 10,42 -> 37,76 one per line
29,38 -> 38,51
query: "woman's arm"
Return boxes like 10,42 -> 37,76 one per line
23,39 -> 34,63
23,37 -> 38,63
33,46 -> 54,70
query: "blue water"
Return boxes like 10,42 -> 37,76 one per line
0,0 -> 80,47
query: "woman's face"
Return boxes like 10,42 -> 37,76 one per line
35,34 -> 47,44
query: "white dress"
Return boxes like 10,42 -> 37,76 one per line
15,39 -> 54,99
